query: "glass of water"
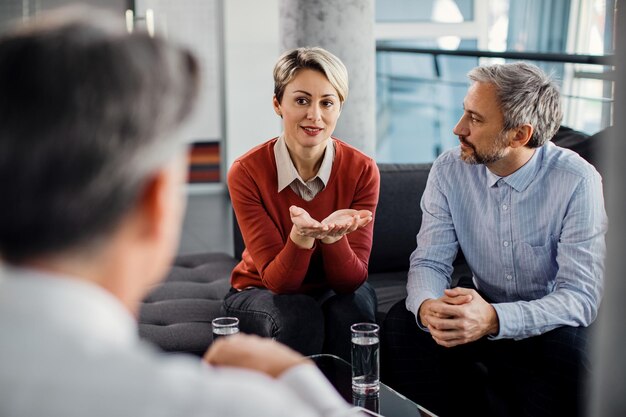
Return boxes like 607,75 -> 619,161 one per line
353,392 -> 380,414
211,317 -> 239,341
351,322 -> 380,396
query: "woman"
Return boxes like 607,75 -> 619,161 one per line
225,47 -> 379,360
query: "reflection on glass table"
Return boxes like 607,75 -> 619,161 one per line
309,354 -> 438,417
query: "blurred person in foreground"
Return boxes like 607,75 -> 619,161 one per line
382,62 -> 608,417
0,7 -> 356,417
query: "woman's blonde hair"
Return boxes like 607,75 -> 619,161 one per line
273,46 -> 348,104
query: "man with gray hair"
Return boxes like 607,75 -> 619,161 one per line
0,7 -> 355,417
383,62 -> 607,417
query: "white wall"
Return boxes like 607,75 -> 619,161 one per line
223,0 -> 281,172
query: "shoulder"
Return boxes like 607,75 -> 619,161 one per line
333,138 -> 376,165
430,146 -> 473,178
541,142 -> 601,182
433,147 -> 461,166
231,138 -> 278,168
333,138 -> 378,177
228,138 -> 278,183
333,139 -> 380,191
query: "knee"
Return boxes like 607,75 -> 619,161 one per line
269,295 -> 325,355
539,326 -> 592,372
224,292 -> 324,339
271,294 -> 324,336
383,299 -> 418,334
324,284 -> 377,322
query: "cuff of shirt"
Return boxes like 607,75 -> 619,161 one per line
279,363 -> 349,416
406,292 -> 439,332
490,302 -> 522,340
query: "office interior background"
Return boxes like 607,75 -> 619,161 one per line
0,0 -> 623,414
0,0 -> 615,256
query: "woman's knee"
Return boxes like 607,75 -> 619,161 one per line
272,294 -> 324,333
323,283 -> 377,322
224,290 -> 324,348
270,294 -> 325,355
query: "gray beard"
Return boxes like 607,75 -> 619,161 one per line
459,131 -> 508,165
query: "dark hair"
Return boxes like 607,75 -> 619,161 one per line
0,7 -> 200,264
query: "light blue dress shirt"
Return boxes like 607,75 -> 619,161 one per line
406,142 -> 608,340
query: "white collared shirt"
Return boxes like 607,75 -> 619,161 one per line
274,135 -> 335,201
0,266 -> 354,417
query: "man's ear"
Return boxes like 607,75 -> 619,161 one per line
135,169 -> 170,241
509,124 -> 534,148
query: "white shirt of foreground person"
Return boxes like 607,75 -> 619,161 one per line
0,266 -> 359,417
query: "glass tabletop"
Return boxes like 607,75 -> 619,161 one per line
309,354 -> 438,417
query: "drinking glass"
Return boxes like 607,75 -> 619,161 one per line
353,392 -> 380,414
351,322 -> 380,396
212,317 -> 239,341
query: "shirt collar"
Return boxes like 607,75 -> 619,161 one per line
485,146 -> 544,191
274,135 -> 335,193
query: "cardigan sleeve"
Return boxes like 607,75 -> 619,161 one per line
228,160 -> 314,293
320,158 -> 380,293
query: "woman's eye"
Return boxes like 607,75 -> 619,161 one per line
322,101 -> 334,108
296,98 -> 308,105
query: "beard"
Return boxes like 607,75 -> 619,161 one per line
459,130 -> 509,165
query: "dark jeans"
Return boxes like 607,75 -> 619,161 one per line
381,299 -> 593,417
223,282 -> 377,361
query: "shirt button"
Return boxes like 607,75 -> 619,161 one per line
502,204 -> 508,210
506,274 -> 513,280
503,241 -> 509,247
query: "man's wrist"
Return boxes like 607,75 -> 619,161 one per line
486,304 -> 500,336
417,299 -> 432,328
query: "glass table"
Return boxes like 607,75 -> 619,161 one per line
310,354 -> 438,417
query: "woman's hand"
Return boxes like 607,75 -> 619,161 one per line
319,209 -> 373,245
289,206 -> 329,248
289,206 -> 373,247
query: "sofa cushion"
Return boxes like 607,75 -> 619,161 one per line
138,252 -> 236,356
367,271 -> 409,315
369,163 -> 431,274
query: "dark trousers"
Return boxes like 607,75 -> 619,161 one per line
223,282 -> 377,361
381,299 -> 593,417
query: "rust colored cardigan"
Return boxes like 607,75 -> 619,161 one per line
227,137 -> 380,294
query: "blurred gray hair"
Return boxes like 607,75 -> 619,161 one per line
468,62 -> 562,148
0,6 -> 200,263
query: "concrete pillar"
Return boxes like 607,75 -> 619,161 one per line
224,0 -> 280,170
279,0 -> 376,157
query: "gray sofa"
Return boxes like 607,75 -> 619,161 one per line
138,126 -> 604,356
139,163 -> 437,355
